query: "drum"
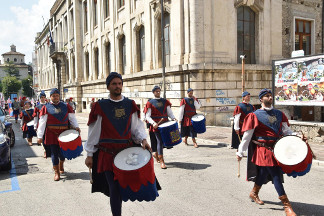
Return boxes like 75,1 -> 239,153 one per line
113,147 -> 159,202
58,129 -> 83,160
191,114 -> 206,133
26,120 -> 36,136
274,136 -> 312,178
158,121 -> 182,147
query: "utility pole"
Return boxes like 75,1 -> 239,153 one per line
240,55 -> 246,93
161,0 -> 166,98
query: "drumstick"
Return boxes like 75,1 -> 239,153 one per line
237,134 -> 242,143
89,168 -> 93,184
237,160 -> 240,178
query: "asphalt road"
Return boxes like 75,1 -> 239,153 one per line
0,115 -> 323,216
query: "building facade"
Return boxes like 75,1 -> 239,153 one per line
34,0 -> 324,126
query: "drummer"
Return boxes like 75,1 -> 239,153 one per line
231,91 -> 255,149
178,88 -> 201,148
33,91 -> 50,157
144,85 -> 176,169
20,101 -> 36,146
12,97 -> 20,123
84,72 -> 150,216
37,88 -> 80,181
236,88 -> 297,216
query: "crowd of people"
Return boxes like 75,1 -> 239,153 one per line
4,71 -> 304,216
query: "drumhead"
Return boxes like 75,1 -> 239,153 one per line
114,147 -> 151,171
274,136 -> 308,166
159,121 -> 176,128
58,129 -> 79,142
191,114 -> 205,122
27,120 -> 34,126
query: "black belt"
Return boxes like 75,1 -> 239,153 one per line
252,140 -> 274,151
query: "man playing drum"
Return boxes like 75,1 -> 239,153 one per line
20,101 -> 36,146
144,85 -> 176,169
84,72 -> 151,216
12,97 -> 20,123
179,88 -> 201,148
33,91 -> 50,158
37,88 -> 80,181
236,88 -> 297,216
231,91 -> 255,149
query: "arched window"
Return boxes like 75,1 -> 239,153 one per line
93,0 -> 97,27
139,26 -> 145,71
14,58 -> 17,62
7,58 -> 9,62
119,36 -> 126,74
85,52 -> 90,81
105,43 -> 111,76
163,13 -> 170,67
237,6 -> 255,64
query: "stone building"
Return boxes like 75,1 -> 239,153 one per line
34,0 -> 324,126
0,44 -> 29,80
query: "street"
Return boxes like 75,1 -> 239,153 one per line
0,114 -> 324,216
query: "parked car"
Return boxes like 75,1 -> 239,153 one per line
0,107 -> 15,147
0,123 -> 12,171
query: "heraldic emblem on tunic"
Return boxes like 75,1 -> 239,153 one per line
268,115 -> 277,124
54,107 -> 61,114
115,107 -> 126,119
156,102 -> 163,108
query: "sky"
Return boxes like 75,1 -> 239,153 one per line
0,0 -> 56,64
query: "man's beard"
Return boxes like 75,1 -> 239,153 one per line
111,89 -> 122,97
264,100 -> 272,107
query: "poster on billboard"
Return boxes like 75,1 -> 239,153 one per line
274,54 -> 324,106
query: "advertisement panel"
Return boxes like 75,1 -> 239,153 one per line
274,54 -> 324,106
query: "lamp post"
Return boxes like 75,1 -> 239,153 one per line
240,55 -> 247,93
161,0 -> 166,99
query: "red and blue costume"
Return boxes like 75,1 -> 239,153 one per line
180,97 -> 198,138
20,109 -> 36,138
144,98 -> 171,132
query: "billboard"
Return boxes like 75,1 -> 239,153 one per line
273,54 -> 324,106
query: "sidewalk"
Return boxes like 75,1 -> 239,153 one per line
75,112 -> 324,165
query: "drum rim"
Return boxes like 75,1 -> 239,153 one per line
27,120 -> 34,126
58,129 -> 80,142
274,135 -> 308,165
191,114 -> 205,121
113,146 -> 152,171
158,120 -> 177,128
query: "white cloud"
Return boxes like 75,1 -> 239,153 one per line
0,0 -> 55,63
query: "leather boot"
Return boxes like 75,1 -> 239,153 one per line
279,195 -> 297,216
249,184 -> 264,205
53,165 -> 60,181
59,160 -> 64,174
158,155 -> 167,169
153,152 -> 160,163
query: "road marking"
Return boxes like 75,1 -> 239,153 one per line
0,157 -> 20,194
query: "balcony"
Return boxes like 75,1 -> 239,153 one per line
49,42 -> 66,61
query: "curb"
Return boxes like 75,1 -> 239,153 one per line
196,138 -> 324,167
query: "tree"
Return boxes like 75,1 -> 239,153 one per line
2,76 -> 22,98
22,76 -> 33,97
3,61 -> 20,78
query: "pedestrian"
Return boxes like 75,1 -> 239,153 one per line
12,97 -> 20,123
89,98 -> 95,109
143,99 -> 158,163
231,91 -> 255,149
20,96 -> 26,110
33,91 -> 50,158
84,72 -> 151,216
144,85 -> 176,169
236,88 -> 296,216
178,88 -> 201,148
69,97 -> 76,111
37,88 -> 80,181
20,101 -> 36,146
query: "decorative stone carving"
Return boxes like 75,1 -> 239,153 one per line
234,0 -> 264,12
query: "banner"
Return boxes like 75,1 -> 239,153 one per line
274,54 -> 324,106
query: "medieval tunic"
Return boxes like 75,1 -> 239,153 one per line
20,108 -> 36,138
84,96 -> 147,173
37,102 -> 78,145
32,102 -> 47,130
178,97 -> 201,126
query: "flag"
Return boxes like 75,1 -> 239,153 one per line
49,29 -> 54,45
47,36 -> 50,46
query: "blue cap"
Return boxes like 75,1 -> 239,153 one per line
106,72 -> 123,87
242,91 -> 250,97
50,88 -> 60,96
24,101 -> 31,105
259,88 -> 272,99
152,85 -> 161,92
39,91 -> 46,97
187,88 -> 193,93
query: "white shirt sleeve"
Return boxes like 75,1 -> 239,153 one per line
37,114 -> 48,138
131,113 -> 148,144
282,122 -> 294,136
178,105 -> 185,121
236,129 -> 254,157
84,116 -> 102,157
167,106 -> 175,119
34,115 -> 39,130
68,113 -> 79,128
233,113 -> 242,131
20,116 -> 24,127
145,108 -> 155,125
194,99 -> 201,109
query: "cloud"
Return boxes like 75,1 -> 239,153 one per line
0,0 -> 55,63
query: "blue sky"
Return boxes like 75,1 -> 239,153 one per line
0,0 -> 55,64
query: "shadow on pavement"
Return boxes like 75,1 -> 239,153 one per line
262,200 -> 324,216
60,171 -> 90,182
166,161 -> 211,170
194,144 -> 226,148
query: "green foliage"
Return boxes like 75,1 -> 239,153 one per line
22,76 -> 33,97
0,81 -> 2,92
3,61 -> 20,77
2,76 -> 22,98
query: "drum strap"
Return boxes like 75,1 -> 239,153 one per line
95,139 -> 133,155
252,140 -> 274,152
